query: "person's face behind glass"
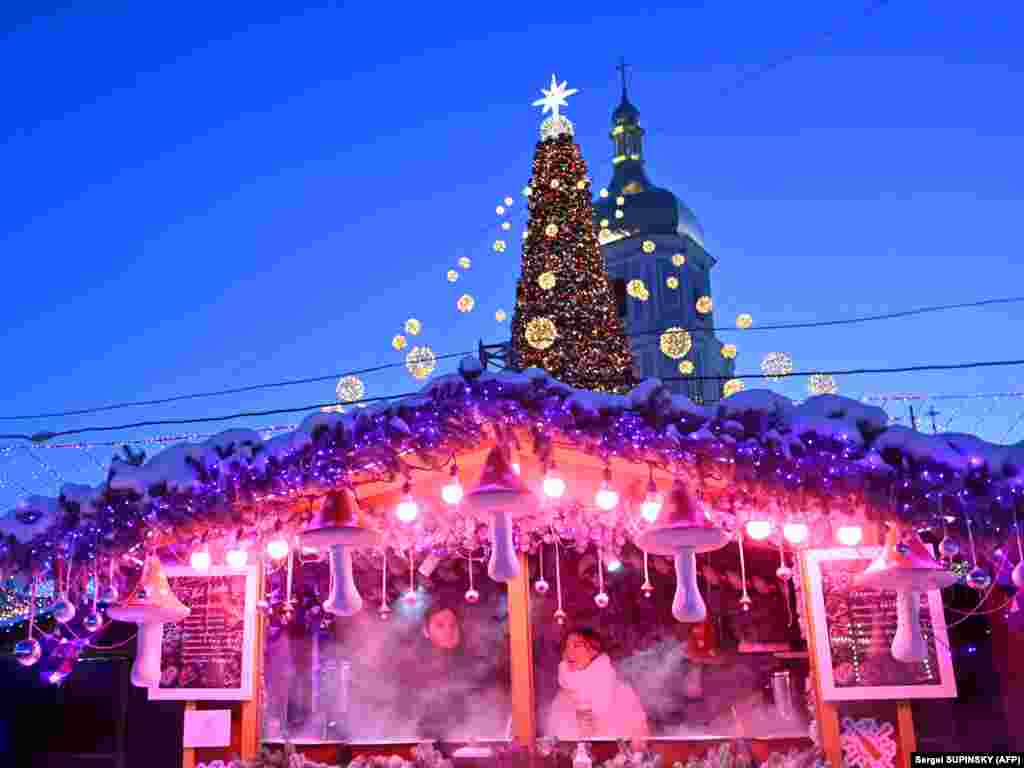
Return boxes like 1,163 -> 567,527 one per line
424,608 -> 461,651
563,633 -> 600,670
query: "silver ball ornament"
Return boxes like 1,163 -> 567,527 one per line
402,590 -> 418,606
938,536 -> 959,559
82,611 -> 104,633
641,581 -> 654,598
51,597 -> 76,624
776,565 -> 794,582
739,594 -> 753,612
594,591 -> 610,609
1013,561 -> 1024,590
553,608 -> 567,625
533,578 -> 550,596
464,588 -> 480,604
378,604 -> 392,621
14,638 -> 42,667
967,566 -> 992,591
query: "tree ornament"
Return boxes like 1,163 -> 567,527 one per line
404,318 -> 421,336
459,256 -> 471,269
14,638 -> 42,667
696,296 -> 713,314
641,551 -> 654,598
723,379 -> 745,398
532,74 -> 578,140
465,588 -> 480,604
721,344 -> 737,360
666,276 -> 679,289
457,294 -> 475,313
659,327 -> 692,359
392,334 -> 407,351
737,527 -> 753,612
672,253 -> 686,267
495,309 -> 507,322
534,544 -> 550,595
405,346 -> 437,380
642,240 -> 656,254
599,188 -> 609,198
494,240 -> 507,252
525,317 -> 557,350
736,313 -> 753,329
678,360 -> 694,375
967,566 -> 991,591
538,271 -> 556,290
594,591 -> 610,608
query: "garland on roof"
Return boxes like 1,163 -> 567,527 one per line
2,358 -> 1023,580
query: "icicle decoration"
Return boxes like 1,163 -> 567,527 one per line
737,527 -> 752,611
553,537 -> 566,624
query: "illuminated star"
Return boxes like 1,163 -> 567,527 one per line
532,74 -> 578,120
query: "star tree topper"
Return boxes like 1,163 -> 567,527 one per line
532,74 -> 578,140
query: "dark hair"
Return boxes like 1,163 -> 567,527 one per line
423,600 -> 462,630
559,626 -> 604,657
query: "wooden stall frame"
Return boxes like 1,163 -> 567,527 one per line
507,550 -> 538,748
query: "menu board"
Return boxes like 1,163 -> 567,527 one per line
149,564 -> 259,701
803,548 -> 957,701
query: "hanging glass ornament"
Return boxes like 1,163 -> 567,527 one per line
52,595 -> 76,624
83,611 -> 104,633
99,558 -> 119,605
641,551 -> 654,597
594,550 -> 609,608
737,528 -> 753,611
378,604 -> 392,621
465,588 -> 480,604
534,544 -> 550,595
967,566 -> 992,591
378,548 -> 391,619
776,565 -> 794,582
594,592 -> 609,608
1013,562 -> 1024,589
402,549 -> 417,605
553,608 -> 567,625
553,538 -> 566,624
14,638 -> 42,667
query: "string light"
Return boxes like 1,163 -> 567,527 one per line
783,522 -> 809,544
641,470 -> 662,522
396,481 -> 419,523
543,465 -> 566,499
441,465 -> 463,505
746,520 -> 772,540
190,540 -> 211,571
594,466 -> 619,511
837,525 -> 863,547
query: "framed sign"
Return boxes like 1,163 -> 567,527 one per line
803,547 -> 957,701
149,564 -> 259,701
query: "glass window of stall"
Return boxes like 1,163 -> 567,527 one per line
530,542 -> 805,741
263,548 -> 512,744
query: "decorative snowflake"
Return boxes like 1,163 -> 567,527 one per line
762,352 -> 794,380
495,205 -> 505,216
659,328 -> 693,359
627,279 -> 649,301
458,256 -> 471,269
504,196 -> 513,206
840,718 -> 897,768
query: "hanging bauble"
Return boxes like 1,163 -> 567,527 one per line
378,604 -> 392,621
1013,561 -> 1024,589
14,638 -> 42,667
464,588 -> 480,604
776,565 -> 794,582
534,578 -> 550,595
967,566 -> 991,591
51,597 -> 76,625
594,591 -> 610,609
938,536 -> 959,559
402,590 -> 418,606
464,447 -> 533,583
553,608 -> 567,625
739,594 -> 753,612
82,611 -> 104,633
641,580 -> 655,598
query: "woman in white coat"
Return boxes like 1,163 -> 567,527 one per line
546,628 -> 649,744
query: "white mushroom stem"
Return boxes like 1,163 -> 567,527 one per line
892,589 -> 927,663
672,549 -> 707,623
324,544 -> 363,617
488,507 -> 520,583
132,621 -> 167,687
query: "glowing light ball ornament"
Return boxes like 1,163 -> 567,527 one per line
405,318 -> 422,336
534,577 -> 550,595
494,240 -> 507,252
696,296 -> 713,314
736,314 -> 753,330
15,637 -> 43,667
336,376 -> 365,403
600,219 -> 609,228
615,210 -> 624,219
447,270 -> 459,283
301,489 -> 381,617
854,526 -> 956,663
600,188 -> 609,198
721,344 -> 737,360
392,334 -> 407,351
641,479 -> 663,523
678,360 -> 694,375
395,484 -> 419,523
495,310 -> 507,322
459,256 -> 471,269
594,467 -> 619,511
190,546 -> 211,571
525,317 -> 556,350
594,592 -> 610,609
628,279 -> 649,301
746,520 -> 772,540
543,467 -> 566,499
660,327 -> 692,359
406,346 -> 437,380
83,610 -> 104,633
538,271 -> 556,290
226,547 -> 248,569
51,595 -> 76,624
809,374 -> 838,396
723,379 -> 745,398
502,221 -> 511,230
108,556 -> 190,687
672,253 -> 686,267
545,224 -> 559,238
642,240 -> 656,254
464,589 -> 480,604
441,465 -> 464,505
761,352 -> 794,380
465,447 -> 533,583
637,478 -> 728,623
266,537 -> 290,560
496,205 -> 505,215
837,525 -> 863,547
457,294 -> 475,313
504,196 -> 514,206
783,523 -> 809,545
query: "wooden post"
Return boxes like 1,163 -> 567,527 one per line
507,551 -> 537,747
895,702 -> 916,768
182,702 -> 197,768
800,551 -> 843,768
240,564 -> 267,759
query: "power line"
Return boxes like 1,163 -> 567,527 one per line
4,357 -> 1024,443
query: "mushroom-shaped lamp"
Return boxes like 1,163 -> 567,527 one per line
854,525 -> 956,663
107,555 -> 190,687
301,489 -> 381,617
464,446 -> 533,582
636,478 -> 728,623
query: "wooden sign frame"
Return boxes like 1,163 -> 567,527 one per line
150,564 -> 260,701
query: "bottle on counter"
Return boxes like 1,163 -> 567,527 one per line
572,743 -> 592,768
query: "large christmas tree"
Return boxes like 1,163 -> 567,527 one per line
511,76 -> 635,393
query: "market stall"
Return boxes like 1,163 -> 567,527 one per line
3,363 -> 1020,768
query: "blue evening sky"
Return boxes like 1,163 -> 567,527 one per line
0,1 -> 1021,499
